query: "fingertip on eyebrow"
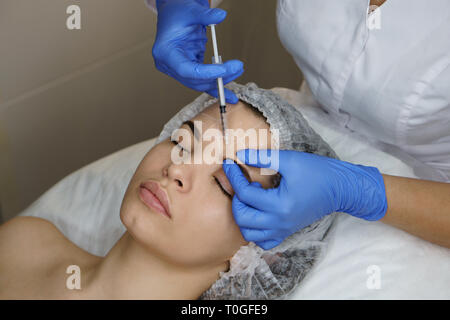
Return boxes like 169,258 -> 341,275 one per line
237,163 -> 251,181
222,158 -> 251,181
223,158 -> 235,165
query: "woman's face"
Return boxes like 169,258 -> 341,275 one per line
120,101 -> 275,268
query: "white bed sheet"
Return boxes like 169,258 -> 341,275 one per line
19,87 -> 450,299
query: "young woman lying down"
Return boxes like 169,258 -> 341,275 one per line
0,83 -> 337,299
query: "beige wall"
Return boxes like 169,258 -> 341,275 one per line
0,0 -> 302,222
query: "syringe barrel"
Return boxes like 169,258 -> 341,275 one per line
217,77 -> 226,107
212,55 -> 226,107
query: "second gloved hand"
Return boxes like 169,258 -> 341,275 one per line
152,0 -> 244,103
223,149 -> 388,250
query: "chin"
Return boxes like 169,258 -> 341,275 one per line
120,205 -> 151,250
119,189 -> 142,230
119,203 -> 135,230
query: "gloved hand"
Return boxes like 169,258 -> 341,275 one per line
152,0 -> 244,103
223,149 -> 388,250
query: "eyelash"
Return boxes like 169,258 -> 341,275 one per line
171,140 -> 188,153
214,177 -> 232,199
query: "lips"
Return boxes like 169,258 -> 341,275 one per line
139,181 -> 172,219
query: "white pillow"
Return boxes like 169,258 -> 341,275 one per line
20,88 -> 450,299
20,138 -> 156,257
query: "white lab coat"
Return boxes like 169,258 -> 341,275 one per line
276,0 -> 450,182
147,0 -> 450,182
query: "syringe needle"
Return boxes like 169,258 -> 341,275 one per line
210,24 -> 229,144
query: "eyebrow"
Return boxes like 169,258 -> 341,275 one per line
182,120 -> 200,141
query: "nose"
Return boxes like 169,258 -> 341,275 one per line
164,163 -> 192,193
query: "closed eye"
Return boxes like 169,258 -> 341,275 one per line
171,139 -> 189,153
214,177 -> 232,199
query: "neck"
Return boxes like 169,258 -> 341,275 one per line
82,232 -> 226,299
370,0 -> 386,7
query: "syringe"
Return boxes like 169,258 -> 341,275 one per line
209,24 -> 229,144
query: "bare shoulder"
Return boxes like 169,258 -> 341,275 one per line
0,216 -> 62,247
0,216 -> 66,268
0,216 -> 101,298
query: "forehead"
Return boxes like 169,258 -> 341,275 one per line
190,101 -> 278,182
192,101 -> 270,132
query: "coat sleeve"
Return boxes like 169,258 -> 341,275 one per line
145,0 -> 224,14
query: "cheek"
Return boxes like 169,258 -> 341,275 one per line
201,196 -> 239,241
136,143 -> 170,174
168,188 -> 246,266
191,180 -> 235,230
177,188 -> 233,241
122,143 -> 171,206
198,195 -> 233,229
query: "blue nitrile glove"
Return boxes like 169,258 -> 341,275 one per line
152,0 -> 244,103
223,149 -> 388,250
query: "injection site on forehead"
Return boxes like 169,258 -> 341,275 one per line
186,103 -> 273,158
198,102 -> 270,130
